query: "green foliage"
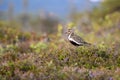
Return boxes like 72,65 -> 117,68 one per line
102,0 -> 120,14
57,24 -> 63,37
91,0 -> 120,19
30,42 -> 48,53
0,9 -> 120,79
18,61 -> 36,72
1,0 -> 120,79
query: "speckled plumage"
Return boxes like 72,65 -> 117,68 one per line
66,29 -> 91,46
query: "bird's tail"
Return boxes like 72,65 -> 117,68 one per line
84,42 -> 92,46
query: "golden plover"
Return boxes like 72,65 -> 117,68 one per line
66,29 -> 91,46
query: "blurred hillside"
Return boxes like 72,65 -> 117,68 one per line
0,0 -> 119,34
0,0 -> 100,33
0,0 -> 99,17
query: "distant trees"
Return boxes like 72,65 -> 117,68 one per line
102,0 -> 120,14
92,0 -> 120,18
0,11 -> 7,20
30,12 -> 59,34
8,2 -> 14,22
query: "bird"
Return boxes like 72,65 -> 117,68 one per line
65,29 -> 91,46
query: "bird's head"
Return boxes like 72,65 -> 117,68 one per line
65,29 -> 73,36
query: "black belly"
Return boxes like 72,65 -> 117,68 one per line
69,41 -> 82,46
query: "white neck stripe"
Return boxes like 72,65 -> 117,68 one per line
68,33 -> 81,45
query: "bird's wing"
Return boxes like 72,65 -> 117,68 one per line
71,34 -> 86,44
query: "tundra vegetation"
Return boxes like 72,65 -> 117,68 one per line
0,0 -> 120,80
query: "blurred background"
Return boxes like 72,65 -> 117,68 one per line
0,0 -> 120,42
0,0 -> 117,32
